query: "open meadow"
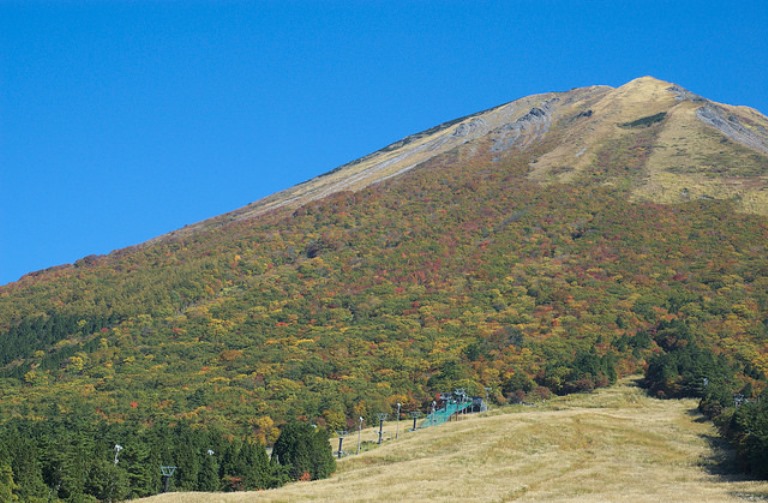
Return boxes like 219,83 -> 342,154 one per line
138,378 -> 768,502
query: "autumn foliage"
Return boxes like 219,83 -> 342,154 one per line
0,127 -> 766,495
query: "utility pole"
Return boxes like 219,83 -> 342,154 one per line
160,466 -> 177,493
357,417 -> 364,454
409,411 -> 421,431
395,402 -> 402,439
335,431 -> 347,459
455,388 -> 466,420
376,413 -> 388,445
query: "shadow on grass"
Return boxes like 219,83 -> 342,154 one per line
682,408 -> 748,480
698,429 -> 768,498
697,431 -> 746,479
687,411 -> 710,424
635,384 -> 768,497
680,407 -> 768,500
700,435 -> 768,499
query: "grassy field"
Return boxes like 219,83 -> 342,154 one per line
139,378 -> 768,502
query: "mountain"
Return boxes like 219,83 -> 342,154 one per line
155,75 -> 768,244
1,76 -> 767,438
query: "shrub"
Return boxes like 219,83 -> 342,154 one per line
619,112 -> 667,128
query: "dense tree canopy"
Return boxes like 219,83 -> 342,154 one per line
0,415 -> 316,500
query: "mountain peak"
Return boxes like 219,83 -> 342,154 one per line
608,75 -> 681,107
148,77 -> 768,246
624,75 -> 674,87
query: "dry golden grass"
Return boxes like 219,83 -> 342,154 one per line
634,103 -> 768,215
530,76 -> 676,182
138,378 -> 768,502
527,76 -> 768,216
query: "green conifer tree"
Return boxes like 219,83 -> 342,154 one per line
121,441 -> 155,497
85,458 -> 129,502
218,440 -> 242,491
197,450 -> 219,491
272,423 -> 335,481
0,461 -> 19,502
6,434 -> 48,502
173,423 -> 201,490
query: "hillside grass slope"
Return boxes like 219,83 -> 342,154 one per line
139,379 -> 768,503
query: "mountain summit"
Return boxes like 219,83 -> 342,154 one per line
163,76 -> 768,243
1,77 -> 767,438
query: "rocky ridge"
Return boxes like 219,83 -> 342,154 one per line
150,76 -> 768,244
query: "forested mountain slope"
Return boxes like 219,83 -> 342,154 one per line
1,76 -> 767,438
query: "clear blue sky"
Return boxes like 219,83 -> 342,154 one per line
1,1 -> 766,286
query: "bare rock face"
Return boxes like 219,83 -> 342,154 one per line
696,104 -> 768,155
490,100 -> 557,153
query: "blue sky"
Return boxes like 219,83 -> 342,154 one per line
1,1 -> 766,286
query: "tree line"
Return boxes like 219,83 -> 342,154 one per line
0,416 -> 334,501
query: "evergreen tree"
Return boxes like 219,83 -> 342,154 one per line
236,440 -> 257,489
56,428 -> 96,501
237,439 -> 274,490
218,440 -> 242,491
146,425 -> 174,493
85,458 -> 129,503
6,433 -> 47,502
272,423 -> 335,481
197,450 -> 219,492
121,441 -> 155,497
250,441 -> 276,489
172,423 -> 201,490
722,390 -> 768,478
0,461 -> 18,502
